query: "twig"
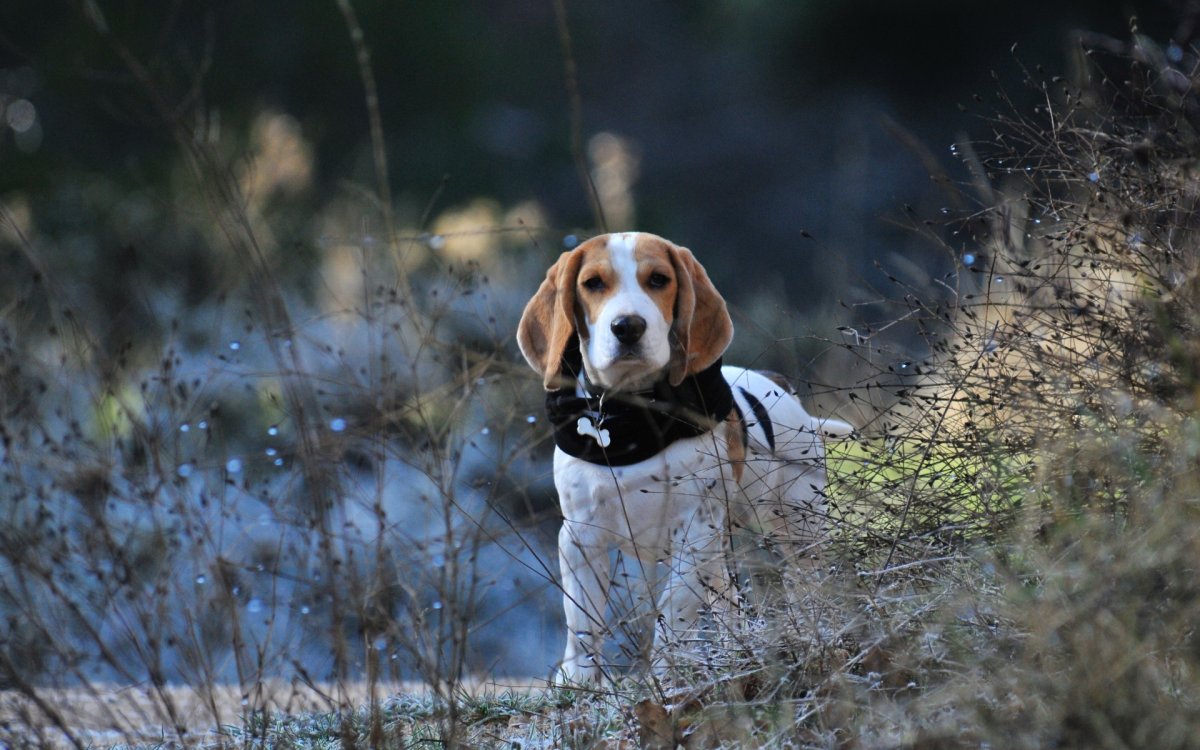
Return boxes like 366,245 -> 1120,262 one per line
552,0 -> 607,233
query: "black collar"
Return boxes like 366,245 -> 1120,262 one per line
545,337 -> 734,466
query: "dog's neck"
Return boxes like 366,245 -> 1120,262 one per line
545,336 -> 734,466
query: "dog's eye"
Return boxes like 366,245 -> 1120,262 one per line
582,276 -> 606,292
648,273 -> 671,289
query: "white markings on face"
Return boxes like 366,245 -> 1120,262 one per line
608,232 -> 638,261
609,233 -> 641,296
583,233 -> 674,390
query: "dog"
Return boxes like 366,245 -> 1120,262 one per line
518,232 -> 851,683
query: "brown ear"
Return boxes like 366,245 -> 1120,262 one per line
518,249 -> 584,389
667,243 -> 733,386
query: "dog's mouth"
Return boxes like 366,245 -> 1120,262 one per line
608,339 -> 646,362
592,349 -> 661,391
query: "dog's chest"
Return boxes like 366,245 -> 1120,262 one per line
553,433 -> 733,549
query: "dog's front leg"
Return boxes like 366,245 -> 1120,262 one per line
557,521 -> 611,684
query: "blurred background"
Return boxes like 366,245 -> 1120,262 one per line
0,0 -> 1187,687
1,1 -> 1182,338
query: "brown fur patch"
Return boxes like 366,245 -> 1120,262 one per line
724,411 -> 746,483
634,238 -> 679,327
663,241 -> 733,386
574,249 -> 615,325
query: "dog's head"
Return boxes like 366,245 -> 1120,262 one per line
518,232 -> 733,391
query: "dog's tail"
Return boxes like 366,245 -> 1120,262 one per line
753,369 -> 856,440
809,416 -> 855,440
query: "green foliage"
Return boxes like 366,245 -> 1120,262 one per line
827,435 -> 1033,545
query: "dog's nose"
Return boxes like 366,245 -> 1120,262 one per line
611,315 -> 647,345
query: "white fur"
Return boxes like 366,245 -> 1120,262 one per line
555,431 -> 731,682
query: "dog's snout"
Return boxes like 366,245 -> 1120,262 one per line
611,315 -> 647,345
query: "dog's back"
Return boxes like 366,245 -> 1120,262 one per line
725,367 -> 853,567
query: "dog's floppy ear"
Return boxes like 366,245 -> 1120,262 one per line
518,248 -> 584,389
667,242 -> 733,386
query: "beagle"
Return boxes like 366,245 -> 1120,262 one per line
518,232 -> 851,683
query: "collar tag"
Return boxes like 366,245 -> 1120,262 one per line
575,416 -> 612,448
